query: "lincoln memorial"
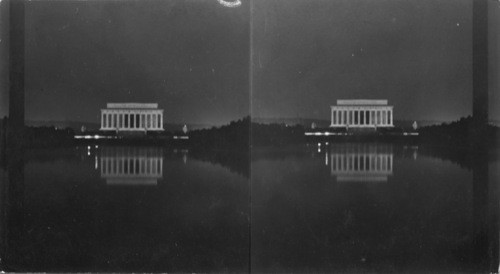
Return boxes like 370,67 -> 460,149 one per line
100,103 -> 164,131
330,100 -> 394,128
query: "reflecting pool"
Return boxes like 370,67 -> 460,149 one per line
1,143 -> 498,272
251,142 -> 499,273
1,146 -> 250,272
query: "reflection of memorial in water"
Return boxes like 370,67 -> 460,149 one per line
100,147 -> 163,185
328,143 -> 393,182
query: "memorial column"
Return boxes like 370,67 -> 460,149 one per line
336,109 -> 340,125
384,109 -> 388,126
330,108 -> 334,127
350,109 -> 354,125
389,109 -> 394,126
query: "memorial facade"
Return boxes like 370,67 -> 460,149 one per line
100,103 -> 164,131
330,99 -> 393,128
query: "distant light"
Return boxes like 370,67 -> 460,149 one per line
87,146 -> 91,150
74,135 -> 117,140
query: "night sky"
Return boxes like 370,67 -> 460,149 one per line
252,0 -> 498,123
12,0 -> 250,126
1,0 -> 499,125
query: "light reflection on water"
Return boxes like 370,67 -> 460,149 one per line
0,145 -> 250,273
250,142 -> 499,273
99,147 -> 164,186
0,143 -> 497,272
327,143 -> 395,182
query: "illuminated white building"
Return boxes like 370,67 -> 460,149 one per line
100,103 -> 164,131
330,100 -> 394,128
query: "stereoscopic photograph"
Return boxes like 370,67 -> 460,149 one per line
0,0 -> 499,272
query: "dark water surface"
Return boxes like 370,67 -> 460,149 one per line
1,143 -> 498,272
251,143 -> 499,273
1,146 -> 250,272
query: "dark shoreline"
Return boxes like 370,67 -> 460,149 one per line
1,115 -> 498,152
